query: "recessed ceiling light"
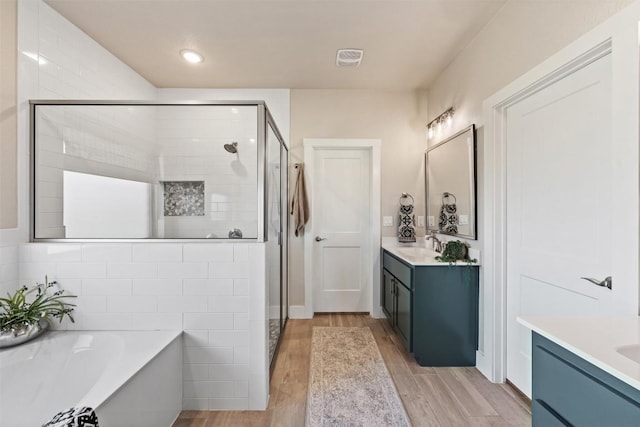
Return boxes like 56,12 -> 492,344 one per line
180,49 -> 203,64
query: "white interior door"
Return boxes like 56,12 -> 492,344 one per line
312,148 -> 370,312
506,52 -> 620,396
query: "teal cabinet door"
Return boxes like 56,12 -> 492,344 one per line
413,266 -> 479,366
395,279 -> 412,350
382,269 -> 395,320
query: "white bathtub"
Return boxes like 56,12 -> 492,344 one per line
0,330 -> 182,427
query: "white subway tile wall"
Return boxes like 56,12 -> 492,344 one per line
155,105 -> 259,239
8,0 -> 290,412
19,242 -> 267,410
28,0 -> 157,239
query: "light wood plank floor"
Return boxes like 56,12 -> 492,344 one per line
173,314 -> 531,426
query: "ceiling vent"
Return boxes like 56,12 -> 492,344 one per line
336,49 -> 364,67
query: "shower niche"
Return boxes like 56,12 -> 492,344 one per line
31,100 -> 289,366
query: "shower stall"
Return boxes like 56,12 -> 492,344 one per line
30,100 -> 288,366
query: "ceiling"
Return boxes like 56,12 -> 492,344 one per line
45,0 -> 507,90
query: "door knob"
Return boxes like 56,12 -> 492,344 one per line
315,236 -> 326,242
580,276 -> 612,290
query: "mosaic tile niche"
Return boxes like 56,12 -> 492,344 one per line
163,181 -> 205,216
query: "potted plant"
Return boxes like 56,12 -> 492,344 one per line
436,240 -> 477,265
0,276 -> 76,348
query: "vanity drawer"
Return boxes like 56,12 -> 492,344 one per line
532,333 -> 640,427
531,401 -> 569,427
382,251 -> 412,286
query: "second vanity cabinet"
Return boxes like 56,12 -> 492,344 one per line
382,248 -> 479,366
532,332 -> 640,426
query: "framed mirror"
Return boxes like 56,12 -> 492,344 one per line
425,124 -> 477,239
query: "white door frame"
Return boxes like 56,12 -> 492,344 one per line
481,4 -> 640,382
302,138 -> 382,318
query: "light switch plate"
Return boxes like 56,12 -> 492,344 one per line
459,214 -> 469,225
417,216 -> 425,227
427,216 -> 435,226
383,216 -> 393,227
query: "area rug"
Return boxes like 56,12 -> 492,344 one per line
306,327 -> 411,426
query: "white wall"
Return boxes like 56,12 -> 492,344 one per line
17,0 -> 157,239
426,0 -> 633,368
63,171 -> 152,238
1,0 -> 18,231
288,89 -> 426,307
427,0 -> 633,137
13,0 -> 273,411
157,88 -> 290,146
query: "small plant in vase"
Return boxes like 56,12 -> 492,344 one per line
436,240 -> 477,265
0,276 -> 76,348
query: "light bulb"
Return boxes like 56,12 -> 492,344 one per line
180,49 -> 204,64
427,126 -> 434,139
446,114 -> 453,127
437,121 -> 442,133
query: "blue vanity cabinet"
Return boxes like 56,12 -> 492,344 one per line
532,332 -> 640,426
412,264 -> 479,367
382,249 -> 479,365
382,251 -> 412,351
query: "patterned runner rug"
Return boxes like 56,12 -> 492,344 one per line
306,327 -> 411,426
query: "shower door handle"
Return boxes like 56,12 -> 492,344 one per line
315,236 -> 326,242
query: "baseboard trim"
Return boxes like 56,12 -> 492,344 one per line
505,379 -> 532,409
269,305 -> 280,319
289,305 -> 311,319
289,306 -> 387,319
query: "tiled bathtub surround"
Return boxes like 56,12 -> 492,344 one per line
8,0 -> 288,412
19,242 -> 269,410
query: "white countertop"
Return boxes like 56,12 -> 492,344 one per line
518,316 -> 640,391
381,240 -> 480,267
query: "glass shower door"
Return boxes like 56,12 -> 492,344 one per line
266,122 -> 282,364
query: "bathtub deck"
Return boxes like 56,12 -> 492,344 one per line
0,330 -> 181,427
173,314 -> 531,426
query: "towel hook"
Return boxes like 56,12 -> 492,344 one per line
399,193 -> 414,206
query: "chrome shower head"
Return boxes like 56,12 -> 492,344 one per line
224,141 -> 238,153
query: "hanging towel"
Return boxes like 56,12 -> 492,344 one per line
290,163 -> 309,237
398,193 -> 416,243
42,407 -> 99,427
438,192 -> 458,234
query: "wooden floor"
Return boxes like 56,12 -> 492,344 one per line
173,314 -> 531,426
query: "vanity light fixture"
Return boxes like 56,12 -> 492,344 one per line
427,107 -> 455,140
180,49 -> 204,64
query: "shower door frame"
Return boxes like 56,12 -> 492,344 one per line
29,99 -> 282,244
264,107 -> 289,370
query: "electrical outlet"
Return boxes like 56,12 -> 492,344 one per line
459,214 -> 469,225
427,216 -> 435,226
417,216 -> 425,227
383,216 -> 393,227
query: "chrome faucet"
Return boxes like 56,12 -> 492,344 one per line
426,231 -> 443,253
228,228 -> 243,239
